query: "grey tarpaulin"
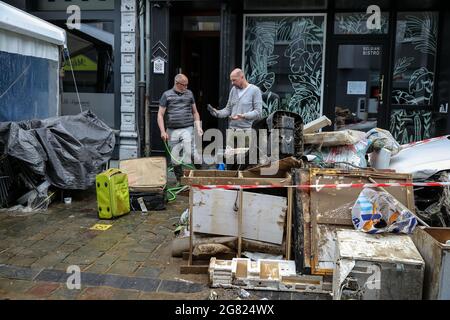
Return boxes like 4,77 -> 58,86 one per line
0,110 -> 115,190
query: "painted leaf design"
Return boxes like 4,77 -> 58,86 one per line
248,72 -> 275,93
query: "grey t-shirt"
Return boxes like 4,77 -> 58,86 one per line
159,88 -> 195,129
216,84 -> 263,129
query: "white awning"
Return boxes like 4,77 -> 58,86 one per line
0,1 -> 66,61
0,1 -> 66,46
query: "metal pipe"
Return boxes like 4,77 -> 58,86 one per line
138,0 -> 146,156
144,0 -> 151,156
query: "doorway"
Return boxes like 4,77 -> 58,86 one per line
328,40 -> 389,132
181,32 -> 220,137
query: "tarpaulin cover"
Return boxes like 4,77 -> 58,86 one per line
0,110 -> 115,190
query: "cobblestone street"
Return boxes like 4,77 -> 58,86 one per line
0,190 -> 212,300
0,190 -> 329,300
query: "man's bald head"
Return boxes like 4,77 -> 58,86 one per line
230,68 -> 244,78
230,68 -> 247,89
174,74 -> 189,92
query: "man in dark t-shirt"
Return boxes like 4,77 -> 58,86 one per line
157,74 -> 203,183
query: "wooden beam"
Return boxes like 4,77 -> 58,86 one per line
303,116 -> 332,134
238,188 -> 243,258
180,265 -> 209,274
182,252 -> 236,261
188,189 -> 194,266
286,186 -> 293,260
182,177 -> 292,186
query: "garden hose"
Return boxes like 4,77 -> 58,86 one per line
163,140 -> 195,202
166,185 -> 189,202
163,140 -> 196,170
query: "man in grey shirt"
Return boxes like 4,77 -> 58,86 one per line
158,74 -> 203,183
208,68 -> 263,165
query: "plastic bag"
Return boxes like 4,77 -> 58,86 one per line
308,139 -> 371,169
352,188 -> 417,234
366,128 -> 401,155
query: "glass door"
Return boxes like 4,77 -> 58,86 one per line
332,42 -> 388,131
389,12 -> 440,143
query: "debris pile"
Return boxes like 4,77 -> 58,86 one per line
173,111 -> 450,300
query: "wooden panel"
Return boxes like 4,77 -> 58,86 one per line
181,170 -> 292,186
300,170 -> 312,269
193,189 -> 287,244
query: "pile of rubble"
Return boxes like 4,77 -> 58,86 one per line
173,112 -> 450,300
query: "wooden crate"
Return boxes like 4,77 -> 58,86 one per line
181,170 -> 294,272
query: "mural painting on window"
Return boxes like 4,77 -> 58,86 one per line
390,109 -> 433,144
391,12 -> 438,143
244,15 -> 326,123
334,12 -> 389,35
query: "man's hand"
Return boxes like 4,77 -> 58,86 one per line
161,132 -> 169,141
230,114 -> 245,121
197,127 -> 204,137
207,104 -> 219,117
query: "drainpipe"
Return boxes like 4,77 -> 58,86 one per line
144,0 -> 151,156
138,0 -> 146,156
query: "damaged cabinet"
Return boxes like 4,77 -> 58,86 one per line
412,227 -> 450,300
333,230 -> 425,300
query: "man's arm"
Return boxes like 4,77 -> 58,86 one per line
192,103 -> 203,135
215,90 -> 234,118
241,87 -> 263,120
157,106 -> 169,141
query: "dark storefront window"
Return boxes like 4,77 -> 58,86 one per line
334,44 -> 384,131
243,15 -> 326,123
390,12 -> 439,143
334,12 -> 389,34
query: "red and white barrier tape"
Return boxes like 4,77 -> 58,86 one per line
192,181 -> 450,190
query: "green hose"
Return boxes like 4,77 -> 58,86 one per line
166,185 -> 189,202
163,140 -> 196,170
163,140 -> 195,202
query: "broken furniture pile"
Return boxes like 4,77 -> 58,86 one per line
175,112 -> 450,300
